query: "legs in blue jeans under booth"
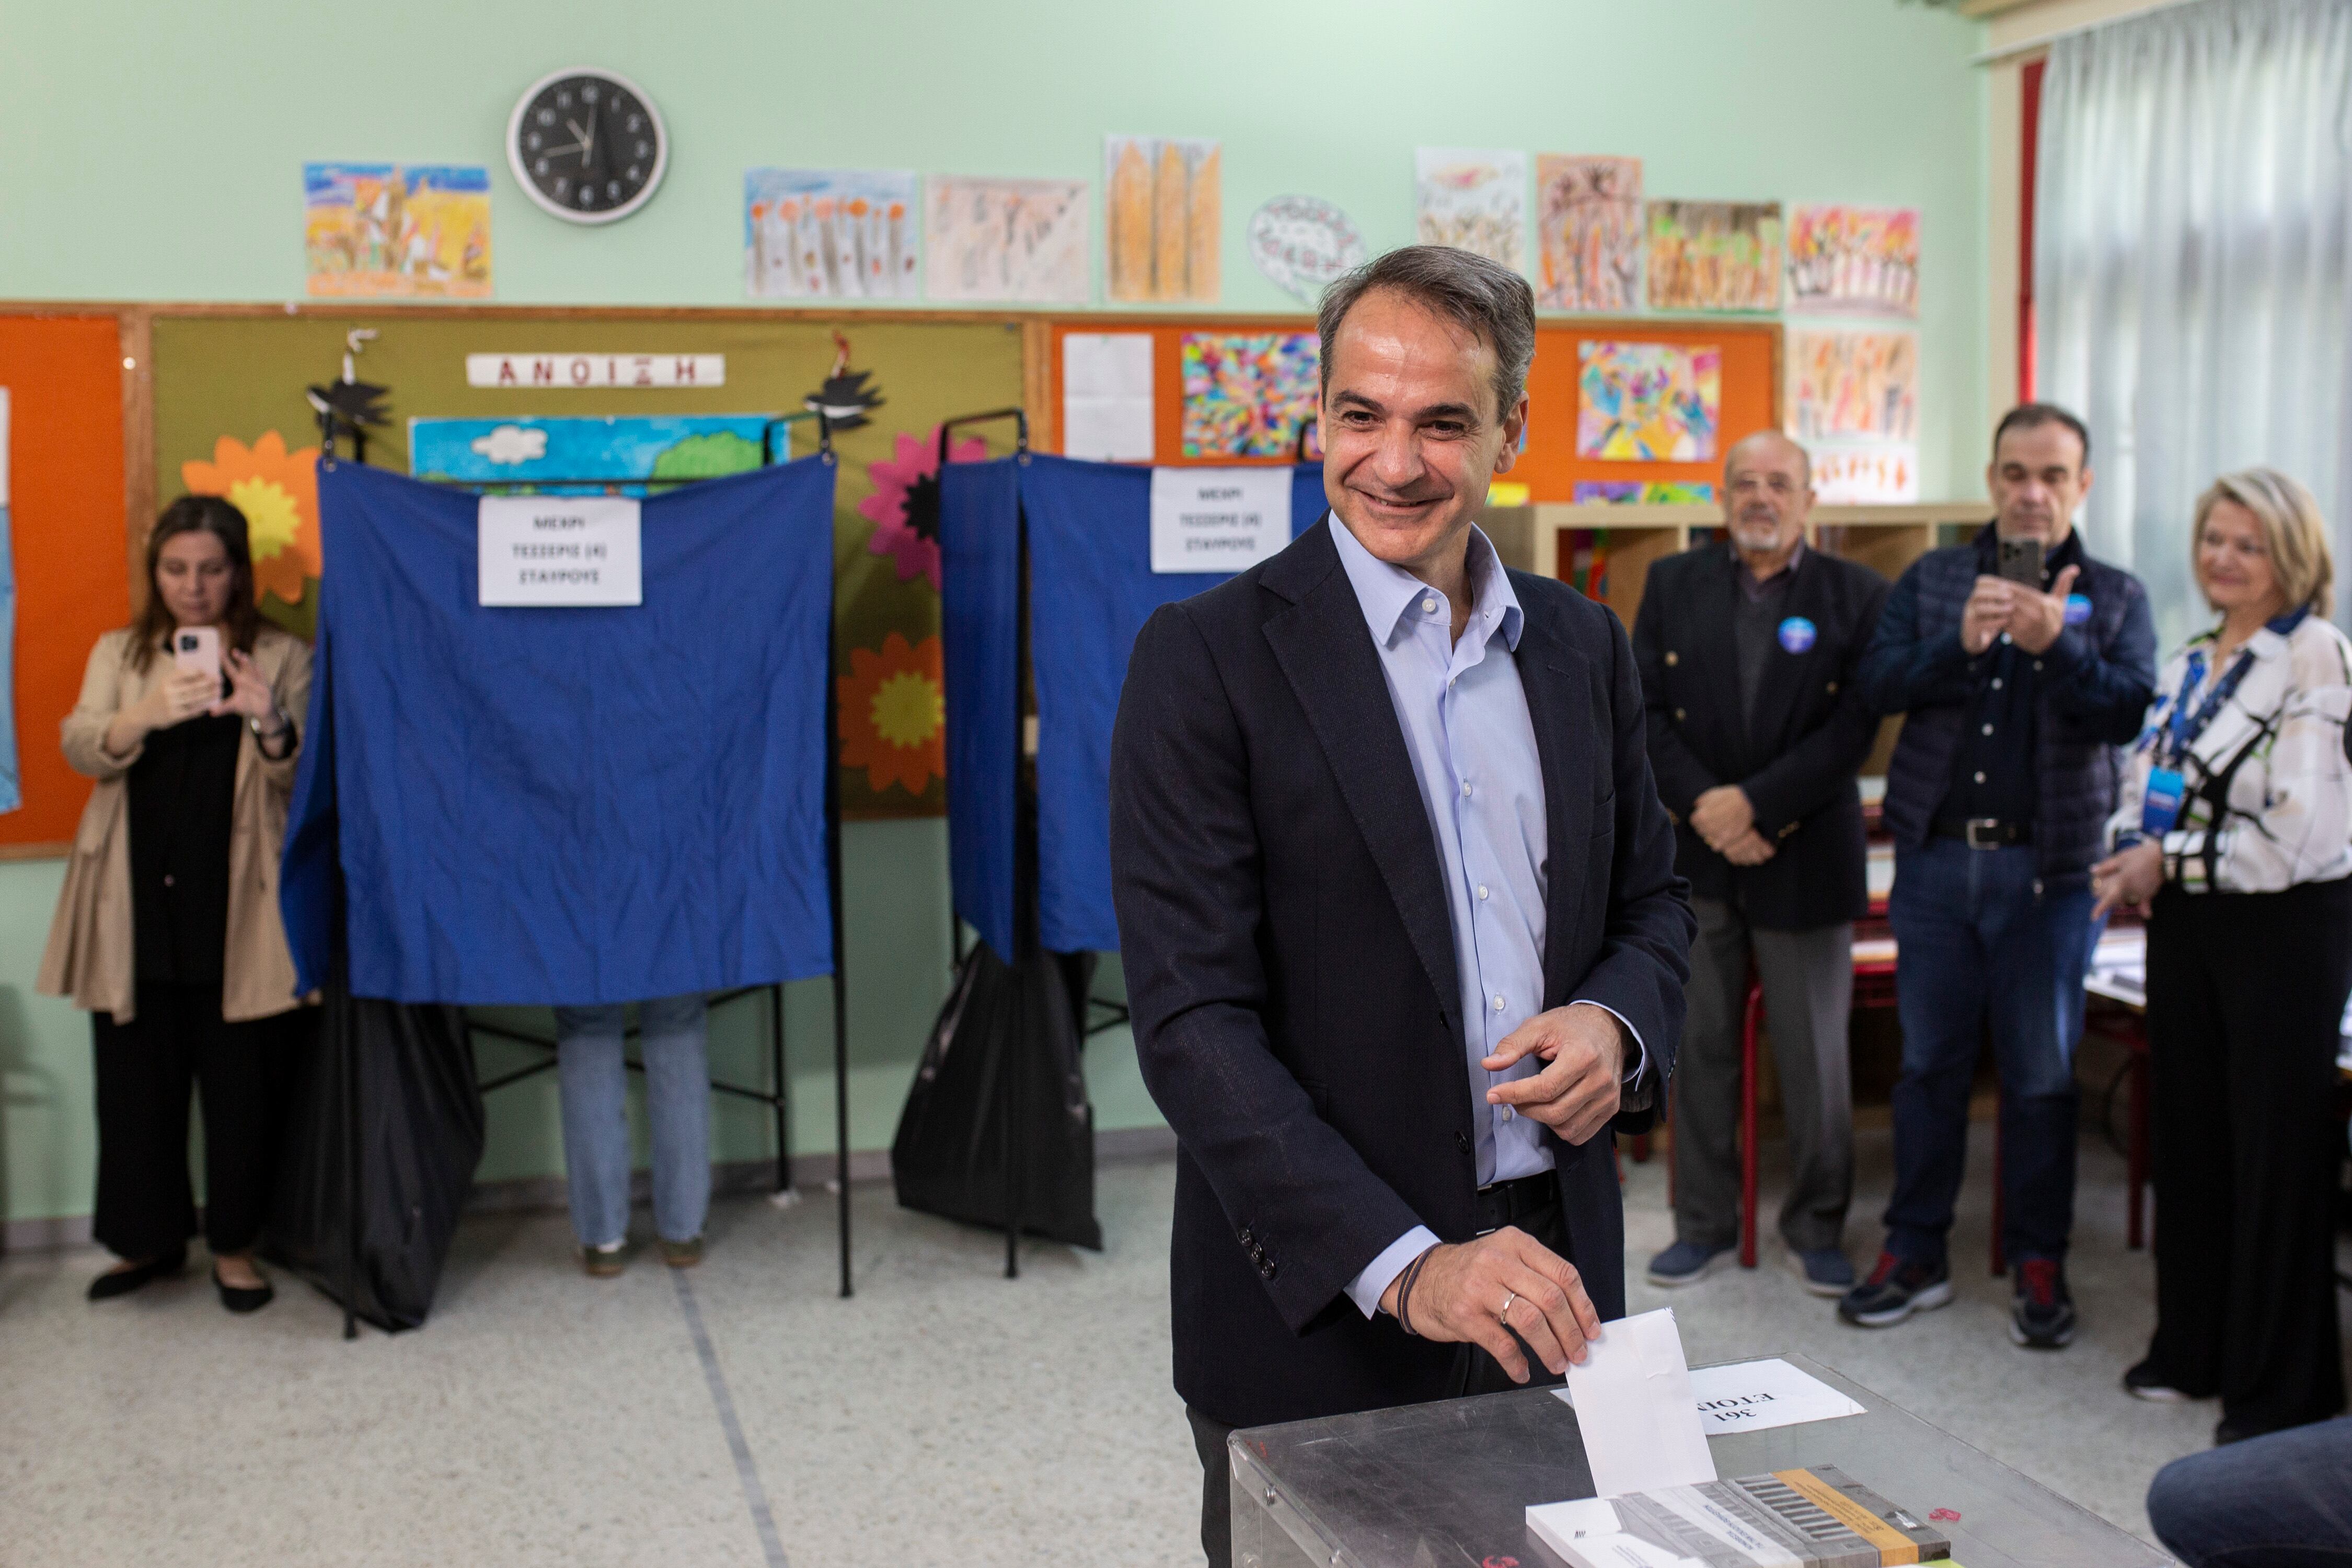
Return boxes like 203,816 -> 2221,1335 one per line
554,994 -> 713,1251
2146,1416 -> 2352,1566
1880,840 -> 2095,1272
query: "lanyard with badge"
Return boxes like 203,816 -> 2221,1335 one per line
2141,645 -> 2259,834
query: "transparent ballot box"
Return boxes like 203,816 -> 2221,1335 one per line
1227,1352 -> 2167,1568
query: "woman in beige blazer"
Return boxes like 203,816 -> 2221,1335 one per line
39,495 -> 313,1313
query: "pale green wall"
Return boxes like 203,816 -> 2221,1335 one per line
0,0 -> 1988,1227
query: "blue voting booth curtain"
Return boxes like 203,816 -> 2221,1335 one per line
939,459 -> 1021,965
939,454 -> 1325,960
281,458 -> 837,1006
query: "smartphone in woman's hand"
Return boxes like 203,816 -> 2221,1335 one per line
172,626 -> 223,690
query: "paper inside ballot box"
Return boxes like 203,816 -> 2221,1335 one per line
1527,1464 -> 1953,1568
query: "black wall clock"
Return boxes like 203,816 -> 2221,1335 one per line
506,67 -> 667,225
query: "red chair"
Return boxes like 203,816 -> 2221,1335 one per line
1654,907 -> 1903,1271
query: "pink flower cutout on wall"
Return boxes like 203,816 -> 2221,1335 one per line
859,426 -> 987,591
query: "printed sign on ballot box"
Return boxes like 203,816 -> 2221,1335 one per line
1148,466 -> 1292,575
477,495 -> 643,606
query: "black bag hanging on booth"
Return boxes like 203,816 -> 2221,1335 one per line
891,938 -> 1104,1255
264,976 -> 485,1333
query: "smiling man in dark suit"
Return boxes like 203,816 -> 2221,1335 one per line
1630,432 -> 1888,1300
1109,246 -> 1693,1567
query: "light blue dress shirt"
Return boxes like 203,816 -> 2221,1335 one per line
1328,516 -> 1644,1319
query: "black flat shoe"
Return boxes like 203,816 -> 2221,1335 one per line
212,1267 -> 274,1315
87,1247 -> 187,1301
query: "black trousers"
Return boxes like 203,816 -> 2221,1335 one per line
2143,877 -> 2352,1434
91,984 -> 304,1261
1186,1188 -> 1569,1568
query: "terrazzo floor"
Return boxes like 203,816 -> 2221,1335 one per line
4,1122 -> 2344,1565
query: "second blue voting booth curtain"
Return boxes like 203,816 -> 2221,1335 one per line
939,454 -> 1325,959
282,457 -> 838,1006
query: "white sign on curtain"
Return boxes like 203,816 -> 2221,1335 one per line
1149,467 -> 1290,574
477,495 -> 643,606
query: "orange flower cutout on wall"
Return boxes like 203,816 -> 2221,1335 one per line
180,431 -> 322,607
838,632 -> 946,795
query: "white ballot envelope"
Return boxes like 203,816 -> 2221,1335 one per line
1557,1355 -> 1868,1438
1563,1308 -> 1718,1498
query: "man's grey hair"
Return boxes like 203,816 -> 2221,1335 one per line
1724,428 -> 1812,488
1317,245 -> 1537,422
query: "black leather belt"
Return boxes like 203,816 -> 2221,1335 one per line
1932,816 -> 2034,848
1473,1171 -> 1559,1233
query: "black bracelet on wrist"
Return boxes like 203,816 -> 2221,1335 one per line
1397,1244 -> 1438,1338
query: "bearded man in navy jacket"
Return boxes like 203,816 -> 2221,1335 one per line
1110,246 -> 1692,1568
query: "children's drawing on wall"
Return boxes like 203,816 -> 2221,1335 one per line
1537,155 -> 1642,313
1572,480 -> 1717,504
304,163 -> 492,298
1789,330 -> 1920,444
1415,148 -> 1527,269
409,415 -> 776,494
744,168 -> 919,300
1645,200 -> 1784,313
1788,205 -> 1920,318
924,177 -> 1090,304
1809,444 -> 1920,503
1577,340 -> 1722,462
1246,195 -> 1366,304
1105,136 -> 1220,303
1180,332 -> 1321,459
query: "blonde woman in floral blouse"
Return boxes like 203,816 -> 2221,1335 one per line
2091,468 -> 2352,1445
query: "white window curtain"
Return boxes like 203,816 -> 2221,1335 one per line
2036,0 -> 2352,649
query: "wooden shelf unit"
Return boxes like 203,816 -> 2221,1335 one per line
1484,501 -> 1991,777
1484,501 -> 1991,628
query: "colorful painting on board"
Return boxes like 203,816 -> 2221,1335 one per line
1788,205 -> 1920,318
1576,341 -> 1721,462
410,416 -> 777,495
1537,155 -> 1642,312
1645,201 -> 1783,313
1572,481 -> 1717,504
1248,195 -> 1366,302
1415,148 -> 1527,268
180,432 -> 322,614
744,169 -> 918,299
1564,528 -> 1611,601
1106,136 -> 1220,303
839,631 -> 946,797
304,163 -> 492,298
1180,333 -> 1320,458
1789,330 -> 1919,444
0,388 -> 15,814
859,425 -> 988,592
925,177 -> 1090,304
1811,445 -> 1919,503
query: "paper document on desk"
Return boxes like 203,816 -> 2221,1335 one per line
1565,1308 -> 1716,1497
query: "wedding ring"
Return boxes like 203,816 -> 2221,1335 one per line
1500,1290 -> 1517,1323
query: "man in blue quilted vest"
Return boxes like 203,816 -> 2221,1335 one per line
1846,403 -> 2155,1350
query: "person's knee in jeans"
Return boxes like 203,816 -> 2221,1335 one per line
2146,1418 -> 2352,1565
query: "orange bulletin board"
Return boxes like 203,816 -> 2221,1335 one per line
1045,315 -> 1317,467
1045,314 -> 1779,502
1516,319 -> 1781,503
1,313 -> 130,851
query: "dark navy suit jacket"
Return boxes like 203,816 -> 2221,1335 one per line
1108,517 -> 1692,1429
